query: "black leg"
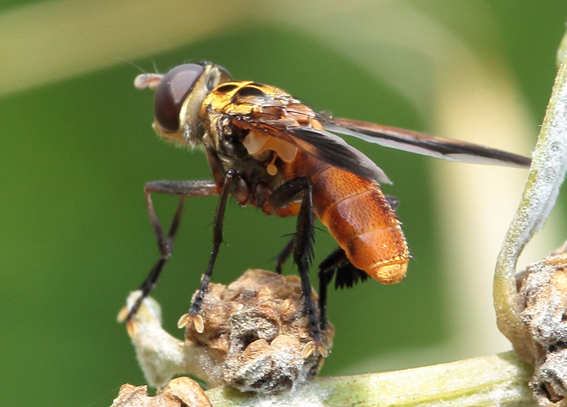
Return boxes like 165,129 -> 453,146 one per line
178,170 -> 235,332
136,196 -> 185,304
293,181 -> 318,340
265,177 -> 327,357
274,236 -> 294,274
318,247 -> 344,332
120,180 -> 219,322
313,193 -> 398,323
318,248 -> 370,331
276,195 -> 396,331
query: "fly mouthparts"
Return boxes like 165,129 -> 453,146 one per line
134,73 -> 164,91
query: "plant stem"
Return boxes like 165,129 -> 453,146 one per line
205,352 -> 534,407
494,26 -> 567,363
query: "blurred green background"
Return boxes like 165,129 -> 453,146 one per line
1,1 -> 567,406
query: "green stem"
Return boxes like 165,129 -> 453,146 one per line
494,26 -> 567,361
206,352 -> 533,407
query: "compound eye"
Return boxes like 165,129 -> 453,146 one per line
154,64 -> 205,132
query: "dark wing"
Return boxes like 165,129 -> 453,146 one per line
325,117 -> 531,168
232,117 -> 392,184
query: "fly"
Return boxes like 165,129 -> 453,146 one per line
120,62 -> 531,358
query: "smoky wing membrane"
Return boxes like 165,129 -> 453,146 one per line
233,115 -> 391,184
326,118 -> 531,168
288,127 -> 391,183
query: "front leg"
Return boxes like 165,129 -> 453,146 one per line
118,180 -> 219,324
177,170 -> 236,333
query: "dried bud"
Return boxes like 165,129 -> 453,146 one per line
183,269 -> 334,393
517,242 -> 567,406
110,377 -> 211,407
121,269 -> 333,395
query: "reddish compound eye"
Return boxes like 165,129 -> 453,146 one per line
154,64 -> 204,132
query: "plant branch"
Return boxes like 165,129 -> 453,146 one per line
205,352 -> 533,407
494,26 -> 567,364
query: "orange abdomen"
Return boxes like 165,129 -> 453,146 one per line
284,153 -> 409,284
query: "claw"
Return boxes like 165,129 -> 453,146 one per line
177,313 -> 205,333
117,305 -> 130,323
302,341 -> 328,359
194,314 -> 204,333
177,313 -> 191,329
117,290 -> 145,323
119,292 -> 165,339
301,340 -> 328,359
318,343 -> 329,358
125,319 -> 137,338
301,341 -> 316,358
